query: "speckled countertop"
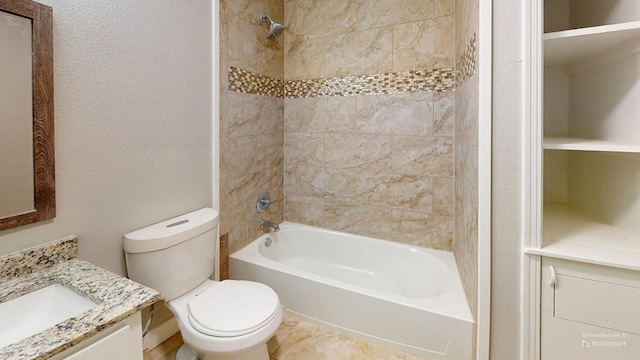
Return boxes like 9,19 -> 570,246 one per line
0,236 -> 161,360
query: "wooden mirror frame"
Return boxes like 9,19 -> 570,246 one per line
0,0 -> 54,231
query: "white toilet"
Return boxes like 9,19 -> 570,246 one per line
123,208 -> 283,360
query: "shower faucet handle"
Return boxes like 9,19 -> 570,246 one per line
256,192 -> 277,213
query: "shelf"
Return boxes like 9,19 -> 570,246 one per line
544,21 -> 640,66
543,137 -> 640,153
525,202 -> 640,271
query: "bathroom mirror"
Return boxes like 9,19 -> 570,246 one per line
0,0 -> 54,231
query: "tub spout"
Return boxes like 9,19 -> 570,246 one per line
260,220 -> 280,232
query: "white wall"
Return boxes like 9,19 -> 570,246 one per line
491,0 -> 523,358
569,0 -> 640,28
0,1 -> 213,275
542,66 -> 569,202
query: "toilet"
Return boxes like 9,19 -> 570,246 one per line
123,208 -> 283,360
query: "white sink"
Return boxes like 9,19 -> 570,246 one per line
0,283 -> 97,348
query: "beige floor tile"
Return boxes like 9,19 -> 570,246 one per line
267,313 -> 300,354
390,349 -> 433,360
143,332 -> 183,360
271,321 -> 394,360
145,314 -> 432,360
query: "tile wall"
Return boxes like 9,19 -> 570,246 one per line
221,1 -> 478,332
283,0 -> 456,249
454,0 -> 480,355
219,0 -> 285,254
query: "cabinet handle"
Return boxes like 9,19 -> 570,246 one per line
549,265 -> 557,287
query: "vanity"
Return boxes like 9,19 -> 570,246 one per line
0,237 -> 160,359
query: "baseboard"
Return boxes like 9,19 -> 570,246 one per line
143,316 -> 179,350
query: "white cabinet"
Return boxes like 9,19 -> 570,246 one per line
525,0 -> 640,270
526,1 -> 640,359
50,313 -> 143,360
541,259 -> 640,359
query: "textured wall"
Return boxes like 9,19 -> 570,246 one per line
219,0 -> 285,254
491,0 -> 525,358
283,0 -> 456,249
0,1 -> 213,276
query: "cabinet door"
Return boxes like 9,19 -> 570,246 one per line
541,259 -> 640,360
50,313 -> 143,360
64,325 -> 135,360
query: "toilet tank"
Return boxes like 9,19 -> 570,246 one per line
123,208 -> 218,301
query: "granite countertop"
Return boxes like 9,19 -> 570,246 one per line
0,236 -> 161,360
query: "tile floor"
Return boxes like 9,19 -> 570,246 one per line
143,313 -> 430,360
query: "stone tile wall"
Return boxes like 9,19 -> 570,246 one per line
220,0 -> 477,262
454,0 -> 480,355
284,0 -> 455,79
220,0 -> 285,254
282,0 -> 456,249
220,4 -> 480,356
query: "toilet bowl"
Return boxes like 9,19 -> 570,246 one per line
123,208 -> 283,360
168,280 -> 283,360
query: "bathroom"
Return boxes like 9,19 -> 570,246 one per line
5,0 -> 637,359
219,0 -> 483,359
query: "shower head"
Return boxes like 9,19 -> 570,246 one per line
261,13 -> 286,39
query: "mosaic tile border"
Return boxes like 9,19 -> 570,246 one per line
229,67 -> 454,99
456,33 -> 477,87
229,32 -> 476,98
285,68 -> 455,98
229,67 -> 284,98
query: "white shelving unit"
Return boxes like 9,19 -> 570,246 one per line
530,2 -> 640,359
543,136 -> 640,152
536,0 -> 640,270
525,202 -> 640,271
544,21 -> 640,66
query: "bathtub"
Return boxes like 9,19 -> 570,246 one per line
229,222 -> 473,360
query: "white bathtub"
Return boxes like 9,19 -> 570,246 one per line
230,222 -> 473,360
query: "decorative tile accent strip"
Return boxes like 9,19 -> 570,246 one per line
0,235 -> 77,284
229,67 -> 454,99
285,68 -> 455,98
229,67 -> 284,98
456,33 -> 477,87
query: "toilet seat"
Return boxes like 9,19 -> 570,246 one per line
187,280 -> 280,337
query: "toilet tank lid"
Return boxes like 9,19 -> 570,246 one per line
123,208 -> 219,253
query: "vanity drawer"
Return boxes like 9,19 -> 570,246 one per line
555,274 -> 640,335
50,313 -> 143,360
63,325 -> 132,360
